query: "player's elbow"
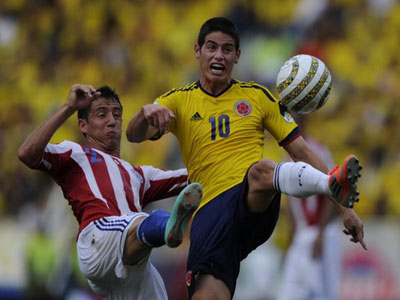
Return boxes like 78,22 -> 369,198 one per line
17,146 -> 40,169
17,145 -> 28,164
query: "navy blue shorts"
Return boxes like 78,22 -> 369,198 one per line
186,176 -> 281,298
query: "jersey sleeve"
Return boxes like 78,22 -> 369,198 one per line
36,141 -> 73,177
260,89 -> 300,146
139,166 -> 188,207
154,89 -> 179,134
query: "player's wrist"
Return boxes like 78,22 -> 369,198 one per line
63,102 -> 76,114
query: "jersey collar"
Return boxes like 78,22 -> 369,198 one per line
196,79 -> 236,98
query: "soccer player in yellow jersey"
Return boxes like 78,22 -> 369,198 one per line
127,17 -> 367,300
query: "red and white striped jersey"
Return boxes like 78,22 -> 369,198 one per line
287,137 -> 335,229
36,141 -> 188,234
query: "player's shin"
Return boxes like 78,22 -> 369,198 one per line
136,210 -> 170,248
273,162 -> 331,197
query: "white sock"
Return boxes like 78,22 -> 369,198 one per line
273,162 -> 332,197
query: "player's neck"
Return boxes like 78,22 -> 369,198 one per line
100,146 -> 121,158
86,139 -> 121,158
200,78 -> 231,96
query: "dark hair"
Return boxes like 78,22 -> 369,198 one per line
197,17 -> 240,50
77,86 -> 122,121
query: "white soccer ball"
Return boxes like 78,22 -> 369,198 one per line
276,54 -> 332,114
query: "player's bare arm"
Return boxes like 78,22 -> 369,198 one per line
17,84 -> 100,168
284,136 -> 329,173
283,136 -> 367,250
126,103 -> 175,142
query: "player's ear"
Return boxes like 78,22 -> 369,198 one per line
78,119 -> 88,135
194,44 -> 201,59
234,48 -> 241,64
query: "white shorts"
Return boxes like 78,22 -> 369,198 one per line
77,213 -> 168,300
278,223 -> 341,300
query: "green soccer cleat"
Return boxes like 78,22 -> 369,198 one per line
329,154 -> 362,208
165,182 -> 202,247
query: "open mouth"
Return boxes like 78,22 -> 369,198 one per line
210,63 -> 225,74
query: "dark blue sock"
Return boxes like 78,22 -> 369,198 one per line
137,210 -> 170,247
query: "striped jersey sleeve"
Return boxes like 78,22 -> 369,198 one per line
36,140 -> 188,233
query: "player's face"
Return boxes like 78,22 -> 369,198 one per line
195,31 -> 240,87
79,97 -> 122,155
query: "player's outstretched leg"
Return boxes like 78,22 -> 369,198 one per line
329,155 -> 362,208
165,183 -> 202,248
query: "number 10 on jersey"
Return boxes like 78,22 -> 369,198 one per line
209,115 -> 230,140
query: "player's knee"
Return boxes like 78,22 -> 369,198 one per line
123,217 -> 150,265
193,274 -> 230,300
247,160 -> 277,213
248,159 -> 276,189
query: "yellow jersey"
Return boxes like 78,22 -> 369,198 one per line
155,79 -> 300,210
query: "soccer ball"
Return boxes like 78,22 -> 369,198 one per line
276,54 -> 332,114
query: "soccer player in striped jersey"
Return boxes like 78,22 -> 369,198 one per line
126,17 -> 366,300
18,84 -> 202,300
279,138 -> 341,300
278,114 -> 341,300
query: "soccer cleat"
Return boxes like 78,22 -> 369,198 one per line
328,155 -> 362,208
164,182 -> 202,247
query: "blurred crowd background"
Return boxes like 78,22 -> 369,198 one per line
0,0 -> 399,299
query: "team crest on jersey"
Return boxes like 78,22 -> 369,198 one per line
283,111 -> 294,123
234,100 -> 252,117
279,101 -> 294,123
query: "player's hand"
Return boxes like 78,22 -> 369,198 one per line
66,84 -> 101,111
142,104 -> 175,135
342,208 -> 367,250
